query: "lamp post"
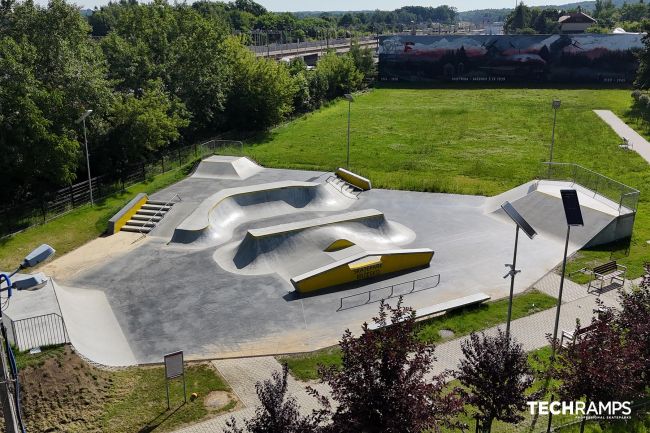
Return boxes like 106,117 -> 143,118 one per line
501,201 -> 537,339
551,190 -> 584,360
344,94 -> 354,169
0,244 -> 56,433
76,109 -> 94,206
548,99 -> 561,178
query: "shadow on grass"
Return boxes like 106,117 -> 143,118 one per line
138,403 -> 186,433
374,81 -> 633,91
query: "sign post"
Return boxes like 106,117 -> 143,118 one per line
164,351 -> 186,410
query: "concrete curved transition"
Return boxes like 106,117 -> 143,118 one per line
170,181 -> 354,245
213,209 -> 417,280
191,155 -> 263,180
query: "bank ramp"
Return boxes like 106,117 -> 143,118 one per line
487,180 -> 633,249
191,155 -> 263,180
215,209 -> 416,279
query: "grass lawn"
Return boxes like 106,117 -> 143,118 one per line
0,162 -> 195,272
246,87 -> 650,279
14,345 -> 235,433
279,289 -> 556,381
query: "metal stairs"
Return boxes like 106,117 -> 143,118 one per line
121,200 -> 174,234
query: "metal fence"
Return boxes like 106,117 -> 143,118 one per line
338,274 -> 441,311
0,139 -> 243,238
539,162 -> 640,214
9,313 -> 69,352
249,36 -> 377,56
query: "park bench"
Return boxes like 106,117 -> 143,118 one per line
587,261 -> 626,293
560,323 -> 597,349
619,138 -> 633,150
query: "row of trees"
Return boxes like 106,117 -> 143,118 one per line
504,3 -> 565,34
591,0 -> 650,32
505,0 -> 650,34
88,1 -> 459,41
228,266 -> 650,433
0,0 -> 373,205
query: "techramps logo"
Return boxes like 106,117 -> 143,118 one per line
528,400 -> 632,421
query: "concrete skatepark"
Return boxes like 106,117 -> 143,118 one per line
12,156 -> 635,366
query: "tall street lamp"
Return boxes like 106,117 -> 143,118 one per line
76,109 -> 94,206
344,94 -> 354,169
501,202 -> 537,339
0,244 -> 56,433
548,99 -> 561,177
551,189 -> 584,360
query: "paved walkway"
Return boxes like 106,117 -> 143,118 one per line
173,272 -> 634,433
594,110 -> 650,164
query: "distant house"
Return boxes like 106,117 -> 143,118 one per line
558,11 -> 597,34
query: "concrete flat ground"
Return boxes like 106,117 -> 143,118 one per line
53,164 -> 617,365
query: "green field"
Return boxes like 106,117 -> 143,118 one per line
0,162 -> 195,271
246,87 -> 650,278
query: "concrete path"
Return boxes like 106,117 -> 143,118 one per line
594,110 -> 650,164
171,272 -> 634,433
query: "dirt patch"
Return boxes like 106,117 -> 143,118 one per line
19,346 -> 113,432
41,232 -> 144,281
203,391 -> 233,410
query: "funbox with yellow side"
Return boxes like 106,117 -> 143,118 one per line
290,248 -> 434,294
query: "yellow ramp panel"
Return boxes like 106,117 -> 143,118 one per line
335,168 -> 372,191
107,193 -> 149,234
291,249 -> 434,294
324,239 -> 356,252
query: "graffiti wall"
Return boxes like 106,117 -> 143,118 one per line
379,34 -> 644,84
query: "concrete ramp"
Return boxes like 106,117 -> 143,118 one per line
215,210 -> 416,279
192,155 -> 263,180
491,189 -> 617,248
290,249 -> 435,293
171,181 -> 354,245
52,280 -> 137,367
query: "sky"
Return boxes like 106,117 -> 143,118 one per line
61,0 -> 567,13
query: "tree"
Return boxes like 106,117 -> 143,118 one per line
231,0 -> 267,17
553,311 -> 646,407
456,329 -> 535,433
313,52 -> 363,101
0,0 -> 113,202
104,80 -> 189,171
350,41 -> 375,80
554,265 -> 650,404
0,36 -> 79,202
223,37 -> 296,130
316,299 -> 464,433
616,263 -> 650,378
504,2 -> 532,34
224,363 -> 322,433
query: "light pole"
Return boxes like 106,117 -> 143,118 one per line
76,109 -> 94,206
551,190 -> 584,360
0,244 -> 56,433
548,99 -> 561,177
501,201 -> 537,339
344,94 -> 354,169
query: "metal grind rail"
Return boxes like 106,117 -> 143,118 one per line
338,274 -> 441,311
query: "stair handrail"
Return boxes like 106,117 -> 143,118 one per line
137,194 -> 182,239
326,175 -> 362,199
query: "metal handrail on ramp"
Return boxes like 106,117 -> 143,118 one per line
326,175 -> 362,198
540,162 -> 640,214
338,274 -> 441,311
137,194 -> 182,240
